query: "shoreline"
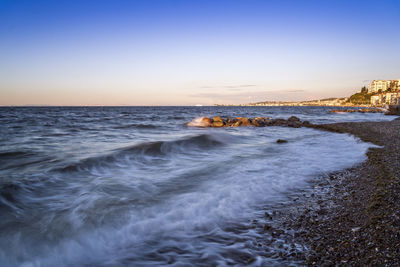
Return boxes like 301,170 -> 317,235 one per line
270,117 -> 400,265
185,113 -> 400,265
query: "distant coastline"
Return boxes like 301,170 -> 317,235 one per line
214,102 -> 372,107
216,79 -> 400,108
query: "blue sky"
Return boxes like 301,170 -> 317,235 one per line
0,0 -> 399,105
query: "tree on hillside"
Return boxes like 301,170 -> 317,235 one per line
361,86 -> 368,93
347,87 -> 372,105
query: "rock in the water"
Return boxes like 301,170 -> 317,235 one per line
235,117 -> 251,126
276,139 -> 288,143
251,119 -> 262,127
212,116 -> 224,127
225,117 -> 236,127
212,116 -> 223,122
287,116 -> 302,127
212,121 -> 224,127
271,119 -> 287,126
262,117 -> 271,124
252,117 -> 269,127
226,117 -> 235,123
188,115 -> 306,128
288,116 -> 301,122
287,120 -> 302,128
201,117 -> 212,126
187,117 -> 212,127
232,121 -> 241,127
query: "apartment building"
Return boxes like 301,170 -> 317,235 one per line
371,92 -> 400,105
369,79 -> 400,93
389,79 -> 400,91
370,95 -> 381,105
383,92 -> 400,105
369,80 -> 390,93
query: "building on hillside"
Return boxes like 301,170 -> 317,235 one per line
369,80 -> 391,93
389,79 -> 400,91
371,92 -> 400,105
383,92 -> 400,105
369,79 -> 400,93
370,95 -> 381,105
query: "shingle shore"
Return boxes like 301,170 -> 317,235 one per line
295,118 -> 400,266
187,115 -> 400,265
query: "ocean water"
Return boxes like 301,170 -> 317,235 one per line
0,106 -> 392,266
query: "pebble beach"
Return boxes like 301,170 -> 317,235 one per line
280,117 -> 400,266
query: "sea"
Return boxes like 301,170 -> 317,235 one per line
0,106 -> 394,266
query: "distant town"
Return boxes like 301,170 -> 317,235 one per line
216,79 -> 400,107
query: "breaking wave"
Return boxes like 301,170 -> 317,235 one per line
57,133 -> 226,173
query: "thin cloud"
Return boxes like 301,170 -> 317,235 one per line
200,84 -> 257,89
189,89 -> 306,99
284,89 -> 305,93
238,84 -> 257,88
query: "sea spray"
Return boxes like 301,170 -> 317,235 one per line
186,117 -> 211,127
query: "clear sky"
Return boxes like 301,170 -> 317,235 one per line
0,0 -> 399,106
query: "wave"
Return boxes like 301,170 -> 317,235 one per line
121,133 -> 225,153
0,151 -> 32,159
114,123 -> 159,129
0,150 -> 55,171
0,151 -> 39,167
168,116 -> 185,120
0,183 -> 20,205
57,134 -> 226,173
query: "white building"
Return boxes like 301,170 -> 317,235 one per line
369,80 -> 391,93
383,92 -> 400,105
371,92 -> 400,105
369,79 -> 400,93
389,79 -> 400,91
370,95 -> 381,105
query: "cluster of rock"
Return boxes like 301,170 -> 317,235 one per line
329,108 -> 383,113
188,116 -> 311,128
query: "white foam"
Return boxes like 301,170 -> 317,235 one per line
0,128 -> 377,266
186,117 -> 210,127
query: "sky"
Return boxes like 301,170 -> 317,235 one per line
0,0 -> 399,106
